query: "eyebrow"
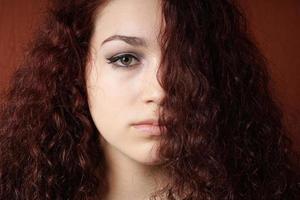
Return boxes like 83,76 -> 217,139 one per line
101,35 -> 148,47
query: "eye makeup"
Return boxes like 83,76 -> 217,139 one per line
106,51 -> 143,68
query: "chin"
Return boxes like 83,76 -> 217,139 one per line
133,146 -> 163,166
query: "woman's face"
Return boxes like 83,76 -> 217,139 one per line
86,0 -> 165,165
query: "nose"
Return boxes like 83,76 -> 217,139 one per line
142,62 -> 165,105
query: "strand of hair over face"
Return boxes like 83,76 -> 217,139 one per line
153,0 -> 300,199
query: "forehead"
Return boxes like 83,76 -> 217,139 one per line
92,0 -> 163,47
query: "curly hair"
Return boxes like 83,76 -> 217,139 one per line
0,0 -> 299,199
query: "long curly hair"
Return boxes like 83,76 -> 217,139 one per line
0,0 -> 299,199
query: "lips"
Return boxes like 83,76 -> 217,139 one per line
132,119 -> 159,126
132,119 -> 164,135
133,124 -> 162,135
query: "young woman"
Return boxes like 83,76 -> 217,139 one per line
0,0 -> 299,199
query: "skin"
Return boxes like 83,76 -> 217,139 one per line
85,0 -> 168,199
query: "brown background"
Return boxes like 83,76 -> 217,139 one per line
0,0 -> 299,151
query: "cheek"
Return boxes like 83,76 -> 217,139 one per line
86,72 -> 135,140
86,61 -> 143,136
87,81 -> 124,133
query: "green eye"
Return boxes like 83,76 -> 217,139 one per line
107,53 -> 140,68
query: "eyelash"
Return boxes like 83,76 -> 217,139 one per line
106,53 -> 140,68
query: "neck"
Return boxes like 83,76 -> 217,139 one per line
101,141 -> 168,200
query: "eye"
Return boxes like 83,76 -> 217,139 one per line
106,53 -> 140,68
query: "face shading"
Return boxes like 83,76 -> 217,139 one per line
86,0 -> 166,165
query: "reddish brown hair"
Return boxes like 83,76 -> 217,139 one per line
0,0 -> 299,199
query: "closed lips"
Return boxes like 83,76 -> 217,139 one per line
132,119 -> 159,126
